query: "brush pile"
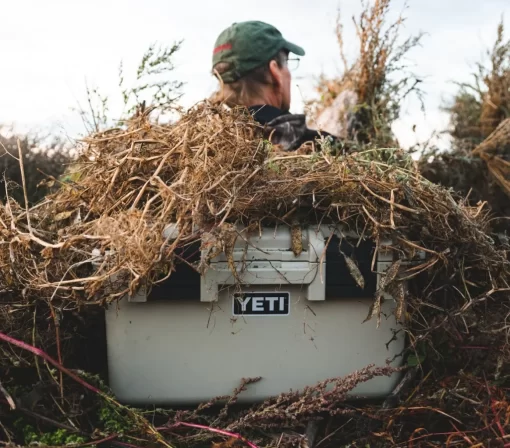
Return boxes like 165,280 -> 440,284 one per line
0,102 -> 505,305
0,101 -> 509,447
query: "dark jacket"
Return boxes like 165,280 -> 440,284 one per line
249,105 -> 339,151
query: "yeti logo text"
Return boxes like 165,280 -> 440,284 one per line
233,293 -> 290,316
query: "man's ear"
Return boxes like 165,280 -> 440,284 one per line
268,60 -> 282,87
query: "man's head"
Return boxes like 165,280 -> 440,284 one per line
211,21 -> 305,111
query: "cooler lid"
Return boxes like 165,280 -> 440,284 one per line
211,226 -> 312,263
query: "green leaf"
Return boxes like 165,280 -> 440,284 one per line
407,352 -> 426,367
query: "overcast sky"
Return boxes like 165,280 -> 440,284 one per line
0,0 -> 508,148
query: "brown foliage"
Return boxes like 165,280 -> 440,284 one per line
308,0 -> 423,146
0,102 -> 505,308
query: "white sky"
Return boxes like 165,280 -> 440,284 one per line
0,0 -> 508,148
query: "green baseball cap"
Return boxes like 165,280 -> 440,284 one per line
212,21 -> 305,83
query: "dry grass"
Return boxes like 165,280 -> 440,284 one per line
307,0 -> 424,146
472,117 -> 510,199
0,102 -> 505,308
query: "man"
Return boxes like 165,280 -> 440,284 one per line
212,21 -> 339,152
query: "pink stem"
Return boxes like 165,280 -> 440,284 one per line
0,330 -> 103,396
165,422 -> 259,448
0,331 -> 257,447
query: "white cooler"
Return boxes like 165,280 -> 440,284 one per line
105,225 -> 409,405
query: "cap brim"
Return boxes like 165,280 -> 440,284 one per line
283,40 -> 305,56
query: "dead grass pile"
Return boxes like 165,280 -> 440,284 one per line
0,102 -> 510,446
0,102 -> 506,307
307,0 -> 424,146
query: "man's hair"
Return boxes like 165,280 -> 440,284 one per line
211,50 -> 288,107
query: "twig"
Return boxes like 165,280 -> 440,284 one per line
50,394 -> 79,430
264,154 -> 312,163
390,188 -> 396,229
79,434 -> 119,447
19,407 -> 84,434
362,204 -> 393,228
0,330 -> 103,395
81,127 -> 144,143
32,306 -> 42,382
16,139 -> 32,232
0,379 -> 15,410
0,418 -> 12,444
406,406 -> 463,425
320,233 -> 334,284
360,181 -> 419,214
315,418 -> 353,447
49,302 -> 64,403
396,237 -> 441,256
162,422 -> 259,448
131,137 -> 183,210
14,233 -> 66,250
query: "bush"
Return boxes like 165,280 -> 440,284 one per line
0,130 -> 71,205
444,18 -> 510,150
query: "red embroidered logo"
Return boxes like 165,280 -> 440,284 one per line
213,43 -> 232,54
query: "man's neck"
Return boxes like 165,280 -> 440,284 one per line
246,91 -> 282,110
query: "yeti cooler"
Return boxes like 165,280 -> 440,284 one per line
105,225 -> 407,405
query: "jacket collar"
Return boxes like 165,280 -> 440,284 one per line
248,105 -> 288,124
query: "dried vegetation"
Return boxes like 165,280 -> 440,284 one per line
1,1 -> 510,447
307,0 -> 424,146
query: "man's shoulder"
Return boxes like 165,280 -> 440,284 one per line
248,104 -> 337,151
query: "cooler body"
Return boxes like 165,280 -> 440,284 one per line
105,226 -> 406,405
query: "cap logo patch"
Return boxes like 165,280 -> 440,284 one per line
213,43 -> 232,54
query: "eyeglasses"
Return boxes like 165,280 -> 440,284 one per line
286,57 -> 300,71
